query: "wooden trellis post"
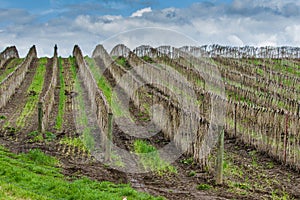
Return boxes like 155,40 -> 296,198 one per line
215,128 -> 224,185
38,102 -> 43,133
283,113 -> 289,164
234,103 -> 237,136
105,112 -> 113,162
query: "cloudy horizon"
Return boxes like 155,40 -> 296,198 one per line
0,0 -> 300,57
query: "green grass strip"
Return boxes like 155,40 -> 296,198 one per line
134,140 -> 177,176
55,57 -> 66,130
0,146 -> 164,200
84,57 -> 111,102
69,56 -> 95,152
84,56 -> 124,117
0,58 -> 24,82
270,59 -> 300,77
16,58 -> 47,128
59,136 -> 88,152
115,56 -> 131,69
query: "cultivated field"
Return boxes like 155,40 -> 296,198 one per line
0,45 -> 299,200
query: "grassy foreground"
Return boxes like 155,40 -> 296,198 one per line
0,145 -> 164,200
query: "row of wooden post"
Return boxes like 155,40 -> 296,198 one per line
38,100 -> 224,182
37,102 -> 114,162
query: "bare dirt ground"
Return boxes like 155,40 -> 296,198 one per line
0,58 -> 38,138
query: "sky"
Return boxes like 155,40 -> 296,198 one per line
0,0 -> 300,57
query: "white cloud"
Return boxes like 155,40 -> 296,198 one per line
285,25 -> 300,43
130,7 -> 152,17
1,0 -> 300,57
227,35 -> 244,46
192,19 -> 219,35
257,35 -> 278,47
102,15 -> 123,21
